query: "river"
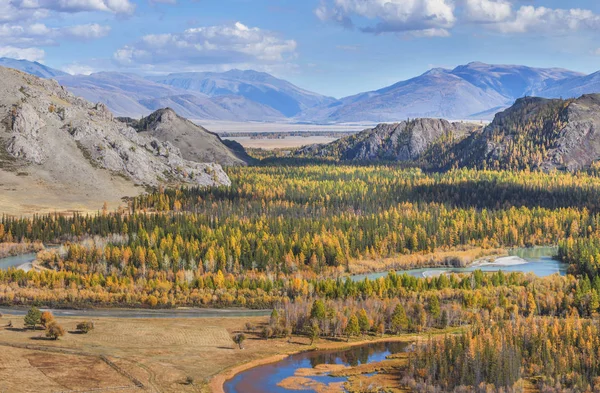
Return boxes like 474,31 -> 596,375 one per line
223,341 -> 407,393
0,252 -> 39,271
350,246 -> 567,281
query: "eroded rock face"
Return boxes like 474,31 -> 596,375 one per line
0,67 -> 230,188
297,119 -> 480,162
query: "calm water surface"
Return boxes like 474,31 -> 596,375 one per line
351,246 -> 566,281
0,252 -> 38,269
224,341 -> 407,393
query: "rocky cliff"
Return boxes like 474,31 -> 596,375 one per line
297,119 -> 481,162
120,108 -> 249,167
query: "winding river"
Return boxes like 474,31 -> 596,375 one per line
0,246 -> 566,319
224,341 -> 408,393
351,246 -> 567,281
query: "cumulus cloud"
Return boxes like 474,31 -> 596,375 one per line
315,0 -> 456,36
0,45 -> 45,61
113,22 -> 297,68
0,22 -> 111,45
493,6 -> 600,34
12,0 -> 136,14
316,0 -> 600,38
0,0 -> 48,22
464,0 -> 512,23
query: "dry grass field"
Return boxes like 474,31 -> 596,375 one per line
0,313 -> 311,393
224,136 -> 338,150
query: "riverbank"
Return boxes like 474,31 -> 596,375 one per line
347,247 -> 507,276
211,329 -> 462,393
0,242 -> 44,259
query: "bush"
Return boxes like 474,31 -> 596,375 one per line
45,321 -> 65,340
76,321 -> 95,334
40,311 -> 54,328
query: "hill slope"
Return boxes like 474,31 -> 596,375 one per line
120,108 -> 250,166
444,94 -> 600,171
0,67 -> 230,215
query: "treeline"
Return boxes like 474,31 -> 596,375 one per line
408,314 -> 600,392
1,265 -> 592,320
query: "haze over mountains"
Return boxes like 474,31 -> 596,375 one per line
1,58 -> 599,123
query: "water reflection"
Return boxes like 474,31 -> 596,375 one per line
224,341 -> 407,393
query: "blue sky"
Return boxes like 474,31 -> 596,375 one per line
1,0 -> 600,97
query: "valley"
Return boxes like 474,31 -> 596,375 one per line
1,52 -> 600,393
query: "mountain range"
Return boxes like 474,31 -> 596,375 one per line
1,58 -> 599,123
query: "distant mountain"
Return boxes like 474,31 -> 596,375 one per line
299,62 -> 586,122
451,62 -> 582,98
0,57 -> 68,78
120,108 -> 250,166
298,68 -> 510,122
296,119 -> 481,162
3,57 -> 599,124
148,69 -> 336,117
539,71 -> 600,100
54,72 -> 285,121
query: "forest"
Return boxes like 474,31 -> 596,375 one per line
3,164 -> 600,392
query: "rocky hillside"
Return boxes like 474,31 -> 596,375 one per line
445,94 -> 600,171
296,119 -> 482,162
120,108 -> 250,166
0,66 -> 230,215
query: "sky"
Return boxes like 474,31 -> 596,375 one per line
1,0 -> 600,98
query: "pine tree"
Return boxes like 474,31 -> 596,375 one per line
390,304 -> 408,334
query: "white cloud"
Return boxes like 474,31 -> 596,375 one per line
61,62 -> 95,75
464,0 -> 512,23
0,22 -> 111,44
494,6 -> 600,34
113,21 -> 297,67
0,0 -> 49,22
316,0 -> 456,36
63,23 -> 111,39
0,45 -> 45,61
594,48 -> 600,56
12,0 -> 136,14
